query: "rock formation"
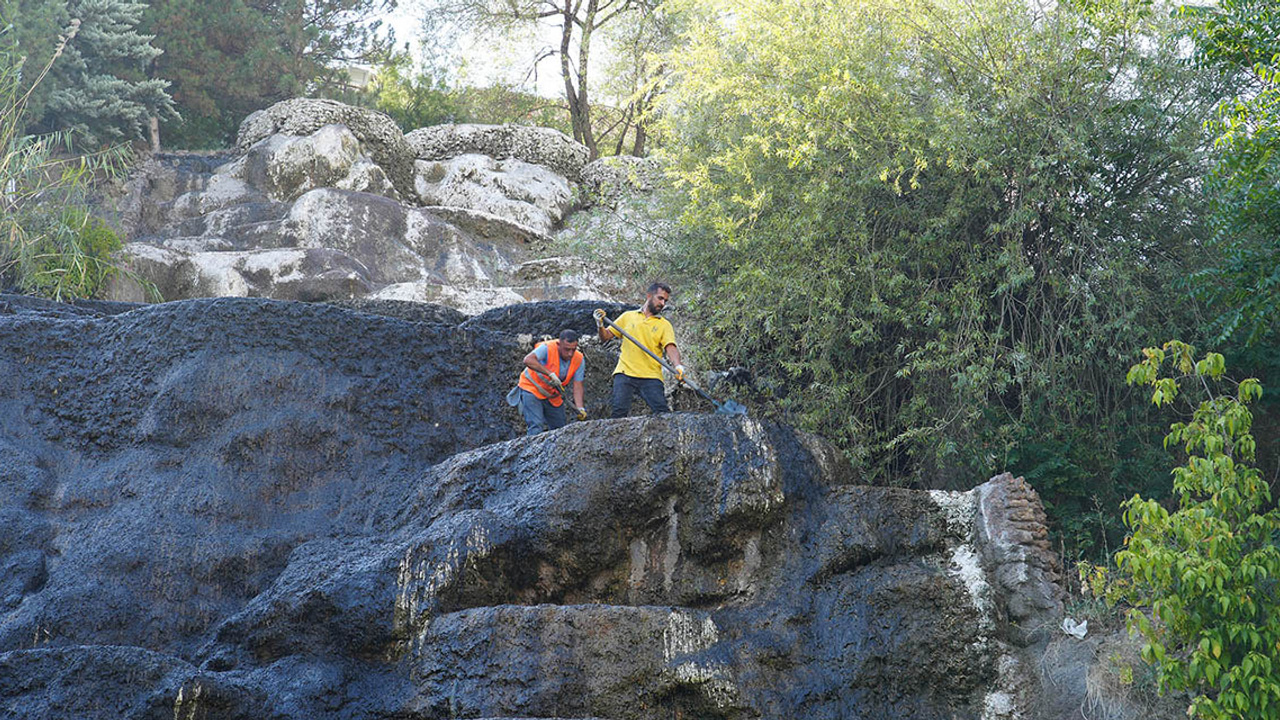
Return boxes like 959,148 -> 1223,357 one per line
0,294 -> 1074,719
105,100 -> 626,313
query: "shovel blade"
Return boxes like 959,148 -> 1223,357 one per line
714,398 -> 748,416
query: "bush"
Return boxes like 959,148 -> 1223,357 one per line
1110,341 -> 1280,719
21,209 -> 123,299
0,20 -> 133,300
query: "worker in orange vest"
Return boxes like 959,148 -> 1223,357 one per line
508,329 -> 587,435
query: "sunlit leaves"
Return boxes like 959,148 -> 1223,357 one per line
1114,343 -> 1280,719
658,0 -> 1220,500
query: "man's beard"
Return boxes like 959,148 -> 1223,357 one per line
646,300 -> 663,314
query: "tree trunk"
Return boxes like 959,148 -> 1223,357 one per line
559,0 -> 599,159
149,116 -> 160,153
576,0 -> 599,159
559,3 -> 584,146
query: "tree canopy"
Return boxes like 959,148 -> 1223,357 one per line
6,0 -> 176,146
141,0 -> 397,148
1180,0 -> 1280,346
656,0 -> 1228,548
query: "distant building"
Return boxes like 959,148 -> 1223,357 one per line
342,65 -> 378,92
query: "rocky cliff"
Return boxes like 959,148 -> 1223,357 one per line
0,294 -> 1081,719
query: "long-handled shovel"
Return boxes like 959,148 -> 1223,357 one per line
599,314 -> 748,416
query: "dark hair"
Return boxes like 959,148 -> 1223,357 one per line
559,329 -> 580,343
647,281 -> 672,295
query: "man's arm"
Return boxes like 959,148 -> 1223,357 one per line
665,344 -> 685,381
573,380 -> 585,410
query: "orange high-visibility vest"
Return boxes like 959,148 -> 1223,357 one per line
517,340 -> 583,407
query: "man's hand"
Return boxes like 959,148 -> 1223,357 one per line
548,374 -> 566,396
575,406 -> 588,421
674,364 -> 686,382
593,308 -> 607,328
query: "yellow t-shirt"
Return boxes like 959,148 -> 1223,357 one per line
610,309 -> 676,379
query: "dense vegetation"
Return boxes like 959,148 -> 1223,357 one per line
0,20 -> 133,299
1114,342 -> 1278,719
655,0 -> 1237,554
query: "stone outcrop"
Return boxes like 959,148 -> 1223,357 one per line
235,98 -> 415,198
975,473 -> 1065,644
105,99 -> 605,313
581,154 -> 664,199
406,123 -> 590,181
0,295 -> 1074,719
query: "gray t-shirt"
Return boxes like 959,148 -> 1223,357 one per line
534,343 -> 584,382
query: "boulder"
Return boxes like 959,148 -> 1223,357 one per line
414,154 -> 574,236
406,123 -> 590,181
581,154 -> 664,200
103,102 -> 619,312
235,98 -> 415,198
239,124 -> 365,202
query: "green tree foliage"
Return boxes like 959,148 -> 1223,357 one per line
0,22 -> 135,299
1179,0 -> 1280,346
1114,341 -> 1280,719
367,52 -> 573,134
141,0 -> 397,149
419,0 -> 656,157
597,2 -> 675,156
8,0 -> 176,146
658,0 -> 1224,516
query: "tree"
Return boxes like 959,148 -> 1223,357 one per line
1179,0 -> 1280,346
597,1 -> 674,156
421,0 -> 656,158
17,0 -> 177,146
140,0 -> 396,149
656,0 -> 1227,536
0,20 -> 137,299
1113,341 -> 1280,719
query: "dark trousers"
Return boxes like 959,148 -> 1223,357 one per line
610,374 -> 669,418
518,388 -> 567,435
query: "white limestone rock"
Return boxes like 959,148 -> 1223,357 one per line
241,125 -> 362,202
413,154 -> 573,236
405,123 -> 589,181
580,155 -> 663,200
236,98 -> 415,197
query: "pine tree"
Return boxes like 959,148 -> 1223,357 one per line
38,0 -> 177,146
141,0 -> 396,149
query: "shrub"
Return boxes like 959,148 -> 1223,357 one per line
1111,341 -> 1280,719
0,19 -> 134,300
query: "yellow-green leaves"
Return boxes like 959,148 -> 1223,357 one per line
1114,344 -> 1280,719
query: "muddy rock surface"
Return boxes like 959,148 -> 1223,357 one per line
1,295 -> 1069,719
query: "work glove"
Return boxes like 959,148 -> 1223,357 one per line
575,406 -> 588,421
593,308 -> 606,328
674,364 -> 686,382
548,374 -> 566,396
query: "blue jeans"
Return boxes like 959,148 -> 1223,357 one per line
518,388 -> 567,435
610,374 -> 669,418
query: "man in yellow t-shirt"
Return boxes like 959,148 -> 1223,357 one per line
596,282 -> 685,418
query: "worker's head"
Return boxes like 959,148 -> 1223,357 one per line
557,329 -> 579,355
645,282 -> 672,314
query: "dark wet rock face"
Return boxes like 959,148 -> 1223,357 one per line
0,296 -> 1062,719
